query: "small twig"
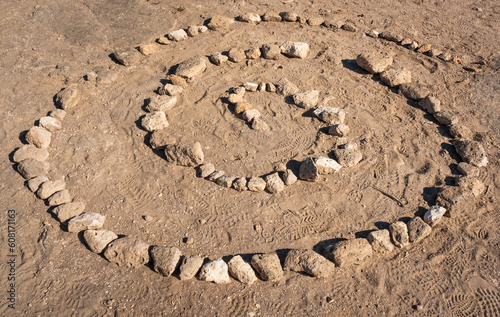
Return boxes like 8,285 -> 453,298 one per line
372,186 -> 407,207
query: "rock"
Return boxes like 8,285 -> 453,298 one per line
355,52 -> 394,74
197,26 -> 208,33
261,44 -> 281,60
417,44 -> 432,54
208,170 -> 225,182
315,157 -> 342,174
280,42 -> 310,59
149,129 -> 176,150
187,26 -> 199,37
158,36 -> 170,45
366,229 -> 394,253
299,157 -> 319,181
103,236 -> 150,268
54,86 -> 80,112
167,29 -> 188,42
48,189 -> 71,206
342,21 -> 358,32
453,139 -> 487,167
169,74 -> 187,88
438,52 -> 452,62
266,83 -> 276,92
228,48 -> 246,63
297,16 -> 307,24
262,12 -> 282,22
280,12 -> 298,22
273,162 -> 287,172
175,56 -> 207,79
139,43 -> 158,55
17,159 -> 49,179
207,15 -> 234,31
389,221 -> 409,248
433,111 -> 458,126
292,90 -> 319,109
179,256 -> 204,280
199,259 -> 231,284
112,49 -> 141,66
435,186 -> 473,217
27,176 -> 49,192
243,83 -> 258,92
235,102 -> 253,114
25,126 -> 51,149
160,84 -> 183,96
228,93 -> 243,104
449,124 -> 473,139
455,175 -> 486,197
251,118 -> 270,131
13,145 -> 49,163
313,106 -> 346,124
407,217 -> 432,243
379,31 -> 403,42
307,16 -> 324,26
39,116 -> 61,132
333,149 -> 362,167
251,253 -> 283,281
209,52 -> 228,66
242,109 -> 261,122
398,83 -> 430,100
282,169 -> 297,186
233,178 -> 248,191
49,109 -> 66,122
408,41 -> 419,50
146,95 -> 177,112
165,142 -> 204,167
141,111 -> 168,132
53,202 -> 85,222
239,13 -> 261,24
245,47 -> 261,59
257,82 -> 266,92
216,175 -> 237,188
247,177 -> 266,192
457,162 -> 479,177
196,163 -> 216,178
380,67 -> 412,87
276,78 -> 299,96
67,212 -> 106,232
367,29 -> 379,38
323,239 -> 373,267
228,255 -> 257,284
423,206 -> 447,227
284,249 -> 335,278
401,38 -> 413,46
429,48 -> 443,57
265,172 -> 285,193
37,179 -> 66,199
83,229 -> 118,253
323,18 -> 343,29
418,96 -> 441,114
150,246 -> 182,277
328,124 -> 349,137
339,142 -> 358,150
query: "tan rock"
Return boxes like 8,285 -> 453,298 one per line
13,145 -> 49,163
25,126 -> 51,149
141,111 -> 168,132
228,255 -> 257,284
251,252 -> 283,281
380,68 -> 412,87
48,189 -> 71,206
55,85 -> 80,111
103,236 -> 150,268
366,229 -> 394,253
17,159 -> 49,179
150,246 -> 182,277
389,221 -> 409,248
284,249 -> 335,278
83,229 -> 118,253
53,202 -> 85,222
247,177 -> 266,192
37,179 -> 66,199
175,56 -> 207,79
165,142 -> 204,167
323,239 -> 373,267
139,43 -> 158,55
67,212 -> 106,233
39,116 -> 61,132
407,217 -> 432,243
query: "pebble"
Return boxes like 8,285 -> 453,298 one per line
17,159 -> 49,179
433,111 -> 458,126
307,16 -> 324,26
292,90 -> 319,109
48,189 -> 71,206
438,52 -> 452,62
150,246 -> 182,277
297,16 -> 307,24
453,139 -> 487,167
342,21 -> 358,32
245,47 -> 261,60
435,186 -> 473,217
39,116 -> 61,132
389,221 -> 409,248
209,52 -> 228,66
53,201 -> 85,222
27,176 -> 49,192
235,102 -> 253,114
265,172 -> 285,193
175,56 -> 207,79
262,12 -> 282,22
239,13 -> 261,24
449,124 -> 473,139
417,44 -> 432,54
139,43 -> 158,55
407,217 -> 432,243
144,215 -> 153,222
457,162 -> 479,177
228,255 -> 257,284
455,175 -> 486,197
299,157 -> 319,181
103,236 -> 150,268
179,256 -> 204,280
398,83 -> 430,100
37,179 -> 66,199
315,157 -> 342,174
233,177 -> 248,191
328,124 -> 349,137
207,15 -> 235,31
280,12 -> 298,22
112,49 -> 141,66
216,175 -> 237,188
169,74 -> 188,88
13,145 -> 49,163
408,41 -> 419,50
251,252 -> 283,281
167,29 -> 188,42
159,84 -> 183,96
242,109 -> 261,122
379,31 -> 403,42
25,126 -> 52,149
429,48 -> 442,57
145,95 -> 177,112
323,239 -> 373,267
67,212 -> 106,232
323,19 -> 343,29
197,163 -> 216,178
276,78 -> 299,96
141,111 -> 169,132
251,118 -> 270,131
339,142 -> 358,151
243,83 -> 258,92
423,206 -> 447,227
228,48 -> 246,63
261,44 -> 281,60
418,96 -> 441,114
266,83 -> 276,92
366,229 -> 394,253
187,26 -> 199,37
208,170 -> 225,182
367,29 -> 379,38
380,67 -> 412,87
356,52 -> 394,74
284,249 -> 335,278
282,169 -> 297,186
198,26 -> 208,33
165,142 -> 204,167
313,107 -> 346,124
149,129 -> 176,150
280,42 -> 310,59
83,229 -> 118,253
247,177 -> 267,192
199,259 -> 231,284
49,109 -> 66,122
401,38 -> 413,46
158,36 -> 170,45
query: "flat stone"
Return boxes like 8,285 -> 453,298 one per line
207,15 -> 234,31
417,44 -> 432,54
239,13 -> 261,24
112,49 -> 141,66
251,118 -> 270,131
398,83 -> 430,100
455,175 -> 486,197
25,126 -> 51,149
83,229 -> 118,253
245,47 -> 261,59
379,31 -> 403,42
157,36 -> 170,45
276,78 -> 299,96
169,75 -> 187,88
418,96 -> 441,114
48,189 -> 71,206
53,201 -> 85,222
150,246 -> 182,277
159,84 -> 183,96
165,142 -> 204,167
247,177 -> 266,192
262,12 -> 282,22
315,157 -> 342,174
313,106 -> 346,124
457,162 -> 480,177
39,116 -> 61,132
179,256 -> 204,280
261,44 -> 281,60
251,252 -> 283,281
17,159 -> 49,179
141,111 -> 168,132
208,170 -> 225,182
453,139 -> 487,167
175,56 -> 207,79
307,16 -> 324,26
228,93 -> 243,104
342,21 -> 358,32
366,229 -> 394,253
389,221 -> 409,248
37,179 -> 66,199
333,149 -> 362,167
228,48 -> 246,63
149,129 -> 176,150
433,111 -> 458,126
292,90 -> 319,109
243,83 -> 258,92
328,124 -> 349,137
145,94 -> 178,113
199,259 -> 231,284
323,239 -> 373,267
216,175 -> 237,188
449,124 -> 473,139
233,178 -> 248,191
407,217 -> 432,243
356,52 -> 393,74
49,109 -> 66,122
103,236 -> 150,268
424,206 -> 447,226
265,172 -> 285,193
209,52 -> 228,66
380,67 -> 412,87
27,176 -> 49,192
284,249 -> 335,278
67,212 -> 105,232
13,145 -> 49,163
429,48 -> 442,57
197,163 -> 216,178
242,109 -> 261,122
139,43 -> 158,55
167,29 -> 188,41
282,169 -> 297,186
280,12 -> 298,22
228,255 -> 257,284
280,42 -> 310,59
299,157 -> 319,181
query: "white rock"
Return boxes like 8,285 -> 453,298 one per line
282,169 -> 297,185
244,83 -> 258,92
67,212 -> 106,232
25,126 -> 51,149
242,109 -> 261,122
197,26 -> 208,33
315,157 -> 342,174
280,42 -> 310,59
292,90 -> 319,109
167,29 -> 188,41
239,13 -> 261,24
146,95 -> 177,112
228,255 -> 258,284
161,84 -> 183,96
199,259 -> 231,284
424,206 -> 447,227
83,229 -> 118,253
141,111 -> 168,132
39,116 -> 62,132
313,107 -> 346,124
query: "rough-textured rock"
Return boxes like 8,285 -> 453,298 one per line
13,145 -> 49,163
159,84 -> 183,96
179,256 -> 204,280
380,67 -> 412,87
366,230 -> 394,253
245,47 -> 261,59
49,109 -> 66,121
228,48 -> 246,63
262,12 -> 282,22
276,78 -> 299,96
339,143 -> 358,151
209,52 -> 228,66
424,206 -> 447,227
199,259 -> 231,284
429,48 -> 442,57
280,11 -> 298,22
235,102 -> 253,114
323,239 -> 373,267
455,175 -> 486,197
398,83 -> 430,100
141,111 -> 168,132
433,111 -> 458,126
233,177 -> 248,191
251,253 -> 283,281
208,170 -> 225,182
247,177 -> 267,192
408,41 -> 419,50
216,175 -> 237,188
389,221 -> 409,248
282,169 -> 297,186
145,94 -> 177,113
251,118 -> 270,131
417,44 -> 432,54
328,124 -> 349,137
67,212 -> 106,233
315,157 -> 342,174
438,52 -> 452,62
25,126 -> 52,149
27,176 -> 49,192
367,29 -> 379,38
313,106 -> 346,124
266,83 -> 276,92
239,13 -> 261,24
165,142 -> 204,167
307,16 -> 324,26
83,229 -> 118,253
355,52 -> 394,74
228,93 -> 244,104
186,25 -> 199,37
265,172 -> 285,193
149,129 -> 176,150
292,90 -> 319,109
55,85 -> 81,112
112,49 -> 141,66
150,246 -> 182,277
167,29 -> 188,42
37,179 -> 66,199
242,109 -> 261,122
261,44 -> 281,60
333,149 -> 362,167
243,83 -> 258,92
449,124 -> 473,139
418,96 -> 441,114
407,217 -> 432,243
401,38 -> 413,46
139,43 -> 158,55
379,31 -> 403,42
207,15 -> 234,31
169,74 -> 187,88
452,139 -> 487,167
39,116 -> 62,132
175,56 -> 207,79
299,157 -> 319,181
197,26 -> 208,33
228,255 -> 257,284
435,186 -> 473,217
196,163 -> 216,178
53,201 -> 85,222
457,162 -> 479,177
48,189 -> 71,206
17,159 -> 49,179
342,21 -> 358,32
284,249 -> 335,278
280,42 -> 310,59
257,82 -> 266,92
103,236 -> 150,268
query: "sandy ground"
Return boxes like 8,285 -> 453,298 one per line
0,0 -> 499,316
